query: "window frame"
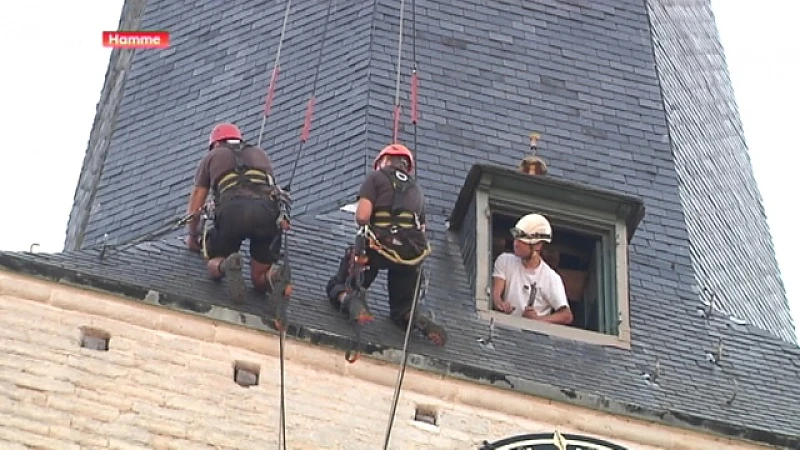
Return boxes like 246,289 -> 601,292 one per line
450,164 -> 644,350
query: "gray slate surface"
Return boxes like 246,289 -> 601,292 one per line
35,0 -> 800,446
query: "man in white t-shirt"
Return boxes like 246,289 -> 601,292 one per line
491,213 -> 573,325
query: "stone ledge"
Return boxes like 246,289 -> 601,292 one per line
0,254 -> 796,450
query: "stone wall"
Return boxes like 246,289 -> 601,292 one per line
0,270 -> 772,450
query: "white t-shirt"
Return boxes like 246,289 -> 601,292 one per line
491,252 -> 569,318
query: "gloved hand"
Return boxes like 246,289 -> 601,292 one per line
185,233 -> 202,253
275,187 -> 292,231
276,187 -> 293,206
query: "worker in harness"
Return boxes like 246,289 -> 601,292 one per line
185,123 -> 291,305
325,144 -> 447,346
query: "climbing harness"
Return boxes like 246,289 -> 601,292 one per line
213,140 -> 278,202
368,166 -> 431,266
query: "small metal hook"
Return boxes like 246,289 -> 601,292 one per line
477,317 -> 496,350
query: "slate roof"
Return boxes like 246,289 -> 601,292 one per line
9,0 -> 793,447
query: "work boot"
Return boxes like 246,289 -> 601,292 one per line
267,264 -> 292,331
410,312 -> 447,346
220,253 -> 246,304
341,290 -> 374,325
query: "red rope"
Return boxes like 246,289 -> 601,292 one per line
301,97 -> 316,142
264,67 -> 280,117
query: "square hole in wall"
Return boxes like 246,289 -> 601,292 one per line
233,361 -> 260,387
79,327 -> 111,351
413,405 -> 439,427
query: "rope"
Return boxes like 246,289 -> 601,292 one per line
257,0 -> 293,149
392,0 -> 408,143
270,2 -> 337,444
382,0 -> 421,447
285,0 -> 336,191
382,257 -> 424,450
251,2 -> 295,448
97,205 -> 209,260
277,328 -> 287,450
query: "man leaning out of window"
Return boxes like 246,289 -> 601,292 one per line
491,213 -> 573,325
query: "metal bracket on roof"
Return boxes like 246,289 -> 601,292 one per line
642,356 -> 662,387
697,287 -> 717,320
477,317 -> 496,350
725,377 -> 738,406
27,243 -> 39,254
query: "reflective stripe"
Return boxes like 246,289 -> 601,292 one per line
372,210 -> 417,229
217,170 -> 274,194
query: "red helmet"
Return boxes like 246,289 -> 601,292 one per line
373,144 -> 414,172
209,123 -> 242,148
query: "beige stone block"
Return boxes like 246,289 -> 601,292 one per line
100,417 -> 153,444
186,355 -> 232,377
48,424 -> 109,447
213,324 -> 275,355
164,394 -> 226,416
198,342 -> 238,361
0,425 -> 80,450
0,275 -> 52,303
0,342 -> 70,369
139,416 -> 189,439
0,368 -> 75,394
153,437 -> 219,450
66,354 -> 133,379
131,341 -> 192,366
119,382 -> 170,405
130,401 -> 183,421
157,314 -> 216,341
47,393 -> 120,421
108,437 -> 156,450
186,424 -> 245,449
12,399 -> 73,426
2,384 -> 47,406
0,411 -> 50,435
75,387 -> 134,412
131,371 -> 224,403
0,321 -> 29,341
22,326 -> 78,352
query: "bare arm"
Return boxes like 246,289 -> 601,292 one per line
491,277 -> 515,314
527,306 -> 573,325
186,186 -> 209,235
355,198 -> 373,226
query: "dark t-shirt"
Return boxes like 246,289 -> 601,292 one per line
194,142 -> 275,190
357,168 -> 426,224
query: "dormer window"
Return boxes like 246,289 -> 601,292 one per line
448,164 -> 645,349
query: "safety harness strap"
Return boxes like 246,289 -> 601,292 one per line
363,226 -> 431,266
371,167 -> 422,230
213,141 -> 276,201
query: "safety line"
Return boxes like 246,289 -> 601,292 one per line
392,0 -> 408,143
258,0 -> 293,149
284,0 -> 336,190
382,0 -> 421,447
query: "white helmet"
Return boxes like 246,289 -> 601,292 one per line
511,213 -> 552,244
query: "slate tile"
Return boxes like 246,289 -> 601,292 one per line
53,0 -> 800,444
